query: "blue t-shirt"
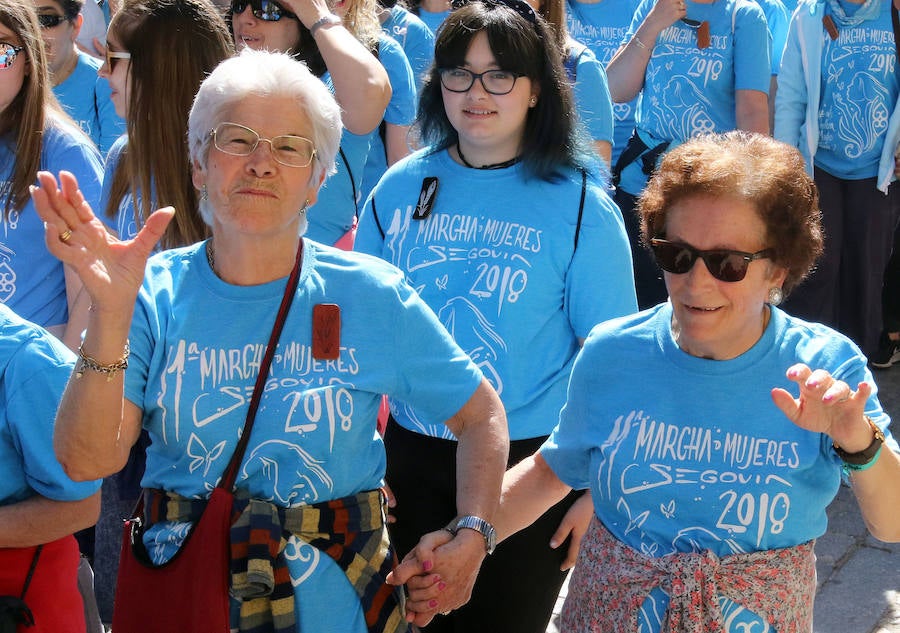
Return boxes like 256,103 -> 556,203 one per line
0,122 -> 103,328
125,240 -> 482,632
53,51 -> 126,156
100,135 -> 160,240
618,0 -> 771,195
358,35 -> 418,218
566,0 -> 644,164
416,7 -> 449,36
755,0 -> 789,74
383,5 -> 436,90
567,42 -> 615,148
542,303 -> 898,633
0,303 -> 101,507
814,0 -> 899,179
356,148 -> 637,440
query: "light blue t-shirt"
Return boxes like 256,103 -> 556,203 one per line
566,0 -> 643,164
755,0 -> 789,74
567,42 -> 615,149
356,148 -> 637,440
618,0 -> 771,195
383,4 -> 436,90
542,303 -> 898,633
814,0 -> 898,180
0,122 -> 103,328
0,303 -> 101,507
125,239 -> 482,632
416,7 -> 449,36
358,35 -> 418,218
53,51 -> 126,156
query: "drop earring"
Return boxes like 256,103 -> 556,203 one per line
768,287 -> 783,306
200,185 -> 209,201
299,200 -> 309,215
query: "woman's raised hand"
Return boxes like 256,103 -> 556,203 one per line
31,170 -> 174,315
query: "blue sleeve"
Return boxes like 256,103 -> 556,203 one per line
734,0 -> 773,93
44,124 -> 104,212
6,338 -> 101,500
565,182 -> 637,337
402,17 -> 435,90
354,192 -> 386,257
572,48 -> 615,143
95,76 -> 126,156
773,8 -> 809,148
623,0 -> 654,43
380,35 -> 418,126
764,0 -> 790,74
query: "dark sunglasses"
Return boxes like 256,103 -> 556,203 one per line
230,0 -> 297,21
650,238 -> 774,283
37,13 -> 70,28
0,42 -> 24,70
450,0 -> 538,25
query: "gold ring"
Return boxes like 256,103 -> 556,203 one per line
59,229 -> 73,243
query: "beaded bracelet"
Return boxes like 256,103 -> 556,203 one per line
75,342 -> 130,382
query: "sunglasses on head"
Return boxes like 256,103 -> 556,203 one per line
230,0 -> 297,21
0,42 -> 24,70
450,0 -> 538,25
649,238 -> 774,283
37,13 -> 70,28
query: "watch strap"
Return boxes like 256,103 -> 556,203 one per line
833,416 -> 885,466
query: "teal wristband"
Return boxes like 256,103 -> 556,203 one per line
841,444 -> 883,475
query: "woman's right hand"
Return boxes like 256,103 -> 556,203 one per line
645,0 -> 687,32
31,170 -> 174,315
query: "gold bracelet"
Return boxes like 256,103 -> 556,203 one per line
75,342 -> 130,382
633,35 -> 650,50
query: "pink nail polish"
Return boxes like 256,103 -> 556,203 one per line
423,560 -> 433,572
438,582 -> 447,591
429,600 -> 438,608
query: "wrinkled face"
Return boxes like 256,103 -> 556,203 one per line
662,194 -> 787,360
0,22 -> 26,114
32,0 -> 78,78
97,29 -> 130,118
191,93 -> 323,239
441,30 -> 538,158
231,2 -> 300,54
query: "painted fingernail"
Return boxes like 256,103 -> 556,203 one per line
423,560 -> 432,572
438,582 -> 447,591
429,600 -> 438,608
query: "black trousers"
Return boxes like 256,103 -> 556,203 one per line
882,221 -> 900,334
385,418 -> 579,633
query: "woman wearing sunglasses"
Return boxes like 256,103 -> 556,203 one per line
0,0 -> 102,352
34,48 -> 509,633
467,132 -> 900,632
229,0 -> 408,249
356,1 -> 636,630
33,0 -> 125,156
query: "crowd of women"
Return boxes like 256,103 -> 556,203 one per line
1,0 -> 899,630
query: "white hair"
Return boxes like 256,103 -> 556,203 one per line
188,48 -> 343,226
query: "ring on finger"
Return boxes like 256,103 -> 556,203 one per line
59,229 -> 73,243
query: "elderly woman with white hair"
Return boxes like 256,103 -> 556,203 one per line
29,48 -> 509,633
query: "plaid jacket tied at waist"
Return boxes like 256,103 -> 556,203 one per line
562,517 -> 816,633
145,488 -> 407,633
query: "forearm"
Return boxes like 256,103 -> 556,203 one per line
495,453 -> 571,542
848,448 -> 900,542
736,89 -> 770,135
316,27 -> 391,134
0,492 -> 101,547
54,308 -> 138,480
62,264 -> 90,352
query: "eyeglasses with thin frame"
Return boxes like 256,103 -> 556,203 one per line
37,13 -> 71,29
439,67 -> 523,95
105,49 -> 132,71
649,238 -> 774,283
211,122 -> 317,168
230,0 -> 297,21
0,42 -> 24,70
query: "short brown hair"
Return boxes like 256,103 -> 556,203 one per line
638,131 -> 823,294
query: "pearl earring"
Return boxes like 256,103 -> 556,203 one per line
529,97 -> 537,106
299,200 -> 309,215
768,287 -> 783,306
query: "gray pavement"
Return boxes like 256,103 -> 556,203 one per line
547,363 -> 900,633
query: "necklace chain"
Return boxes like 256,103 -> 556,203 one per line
206,240 -> 217,277
456,144 -> 521,170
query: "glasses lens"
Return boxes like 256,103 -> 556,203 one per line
232,0 -> 291,20
38,13 -> 67,28
271,135 -> 315,167
440,68 -> 473,92
230,0 -> 248,13
705,252 -> 749,282
652,240 -> 695,274
0,43 -> 20,70
482,70 -> 516,94
214,123 -> 258,155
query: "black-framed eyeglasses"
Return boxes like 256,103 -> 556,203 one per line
38,13 -> 71,28
0,42 -> 24,70
211,122 -> 316,168
450,0 -> 537,25
230,0 -> 297,21
650,238 -> 774,283
439,67 -> 523,95
105,49 -> 131,71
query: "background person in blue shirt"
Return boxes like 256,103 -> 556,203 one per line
35,0 -> 125,155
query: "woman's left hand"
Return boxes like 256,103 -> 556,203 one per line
549,491 -> 593,571
771,364 -> 873,448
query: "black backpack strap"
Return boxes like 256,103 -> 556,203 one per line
339,147 -> 358,208
20,545 -> 42,601
611,131 -> 669,187
370,197 -> 386,240
574,168 -> 586,252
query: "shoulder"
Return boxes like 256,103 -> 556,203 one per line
732,0 -> 768,21
77,50 -> 102,73
378,33 -> 408,61
581,307 -> 663,355
392,5 -> 432,34
306,240 -> 409,291
0,304 -> 75,376
774,307 -> 866,366
42,118 -> 103,168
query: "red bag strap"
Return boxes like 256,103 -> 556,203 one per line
218,240 -> 305,491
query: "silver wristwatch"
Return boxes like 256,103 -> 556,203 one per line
446,515 -> 497,555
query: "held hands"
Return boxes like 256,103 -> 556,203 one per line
31,171 -> 174,317
771,364 -> 874,451
550,491 -> 593,571
387,528 -> 486,626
